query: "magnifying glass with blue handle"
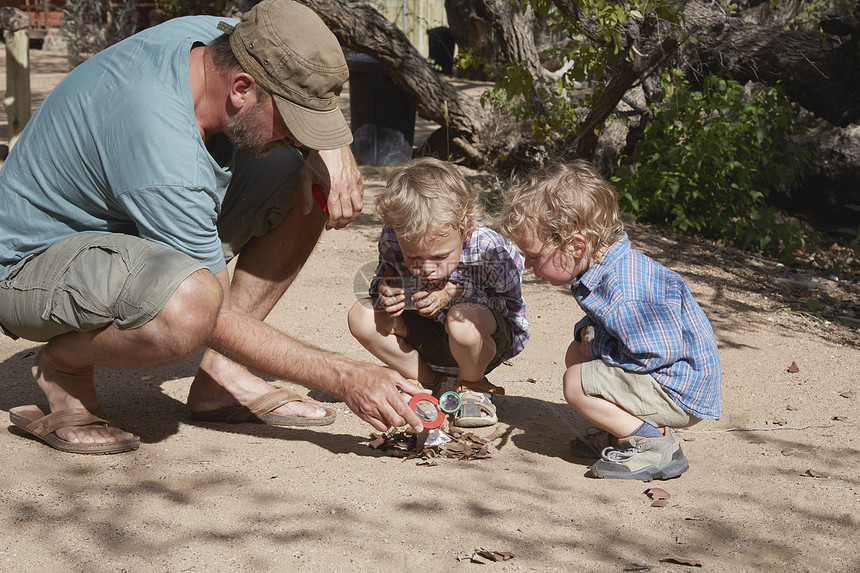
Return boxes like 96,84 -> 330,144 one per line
408,391 -> 462,429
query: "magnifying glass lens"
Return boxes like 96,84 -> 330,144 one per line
413,398 -> 440,423
438,391 -> 462,413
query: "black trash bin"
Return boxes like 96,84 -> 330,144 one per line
347,54 -> 416,166
427,27 -> 455,76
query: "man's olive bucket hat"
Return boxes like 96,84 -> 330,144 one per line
217,0 -> 352,150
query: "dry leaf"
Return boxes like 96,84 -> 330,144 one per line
644,487 -> 671,500
460,549 -> 514,563
457,552 -> 488,564
369,427 -> 501,463
787,361 -> 800,373
442,442 -> 466,453
526,377 -> 537,384
832,416 -> 847,421
475,549 -> 514,562
484,426 -> 506,441
623,564 -> 655,572
651,500 -> 669,507
462,432 -> 488,444
840,390 -> 855,399
659,557 -> 702,567
803,469 -> 827,478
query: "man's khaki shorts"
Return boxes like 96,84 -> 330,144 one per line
581,360 -> 701,429
0,145 -> 304,341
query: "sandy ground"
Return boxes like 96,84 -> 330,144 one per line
1,48 -> 859,573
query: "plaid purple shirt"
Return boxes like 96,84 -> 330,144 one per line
572,233 -> 722,419
371,223 -> 530,370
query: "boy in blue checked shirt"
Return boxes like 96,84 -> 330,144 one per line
499,160 -> 721,480
348,158 -> 529,428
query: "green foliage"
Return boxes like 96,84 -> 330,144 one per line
479,59 -> 582,147
467,1 -> 833,263
787,0 -> 855,39
468,1 -> 685,146
613,72 -> 816,260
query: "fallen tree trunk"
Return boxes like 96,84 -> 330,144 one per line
296,0 -> 524,166
683,0 -> 860,127
792,121 -> 860,222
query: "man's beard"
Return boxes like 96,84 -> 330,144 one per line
223,102 -> 279,158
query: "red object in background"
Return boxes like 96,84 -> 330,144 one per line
312,184 -> 328,213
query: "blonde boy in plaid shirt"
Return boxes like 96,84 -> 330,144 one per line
349,158 -> 529,427
499,161 -> 721,481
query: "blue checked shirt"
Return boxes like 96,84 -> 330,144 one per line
370,223 -> 530,372
572,234 -> 722,419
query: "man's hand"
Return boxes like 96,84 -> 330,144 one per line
340,364 -> 425,432
300,146 -> 363,230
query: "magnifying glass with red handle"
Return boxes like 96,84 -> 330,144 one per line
408,391 -> 463,430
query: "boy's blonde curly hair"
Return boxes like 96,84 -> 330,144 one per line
499,160 -> 623,257
376,157 -> 480,241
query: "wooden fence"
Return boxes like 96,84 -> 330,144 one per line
1,7 -> 31,149
363,0 -> 447,57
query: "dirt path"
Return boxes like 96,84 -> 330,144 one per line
0,48 -> 858,573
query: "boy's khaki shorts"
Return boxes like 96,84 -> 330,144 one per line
401,307 -> 512,375
581,360 -> 701,429
0,145 -> 303,341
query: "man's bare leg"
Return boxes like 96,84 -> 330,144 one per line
188,203 -> 330,418
35,269 -> 222,444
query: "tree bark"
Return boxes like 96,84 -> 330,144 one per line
683,0 -> 860,126
792,122 -> 860,222
444,0 -> 498,80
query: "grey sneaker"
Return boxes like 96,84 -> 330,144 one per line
569,427 -> 619,458
589,428 -> 688,481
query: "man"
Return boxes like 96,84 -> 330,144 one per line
0,0 -> 423,454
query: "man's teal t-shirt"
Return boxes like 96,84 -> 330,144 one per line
0,15 -> 235,280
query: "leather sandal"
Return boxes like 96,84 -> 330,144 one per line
10,405 -> 140,455
190,387 -> 336,426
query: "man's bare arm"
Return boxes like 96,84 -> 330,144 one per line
207,269 -> 424,431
